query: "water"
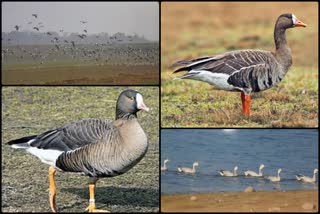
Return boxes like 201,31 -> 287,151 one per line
161,129 -> 318,194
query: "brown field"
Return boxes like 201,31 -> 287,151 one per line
2,64 -> 158,85
162,190 -> 318,212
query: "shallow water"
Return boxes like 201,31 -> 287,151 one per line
161,129 -> 318,194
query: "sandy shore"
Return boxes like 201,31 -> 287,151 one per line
161,190 -> 318,212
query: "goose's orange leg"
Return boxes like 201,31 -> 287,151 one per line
49,166 -> 57,212
85,178 -> 110,212
241,92 -> 251,116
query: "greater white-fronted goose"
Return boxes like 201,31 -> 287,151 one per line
161,159 -> 170,171
244,164 -> 265,177
219,166 -> 238,177
7,89 -> 150,212
172,14 -> 307,116
177,162 -> 199,174
267,168 -> 282,182
296,168 -> 318,183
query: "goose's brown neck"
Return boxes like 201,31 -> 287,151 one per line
115,108 -> 137,120
274,25 -> 292,70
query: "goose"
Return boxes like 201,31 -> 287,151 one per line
267,168 -> 282,182
33,27 -> 39,31
7,89 -> 150,212
219,166 -> 238,177
32,14 -> 38,18
14,25 -> 20,31
244,164 -> 265,177
172,14 -> 307,116
161,159 -> 170,171
296,168 -> 318,183
80,21 -> 88,24
178,162 -> 199,174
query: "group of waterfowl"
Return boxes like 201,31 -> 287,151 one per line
161,160 -> 318,183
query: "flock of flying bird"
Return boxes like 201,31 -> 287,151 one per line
3,13 -> 158,66
161,160 -> 318,183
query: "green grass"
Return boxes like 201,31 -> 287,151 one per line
2,87 -> 159,212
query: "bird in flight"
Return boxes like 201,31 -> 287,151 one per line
32,14 -> 38,18
80,20 -> 87,24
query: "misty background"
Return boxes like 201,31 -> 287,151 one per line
2,2 -> 159,45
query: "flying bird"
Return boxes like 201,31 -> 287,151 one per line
83,29 -> 87,33
7,90 -> 150,212
14,25 -> 20,31
33,27 -> 39,31
80,21 -> 87,24
32,14 -> 38,18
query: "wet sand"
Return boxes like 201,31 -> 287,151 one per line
161,190 -> 318,212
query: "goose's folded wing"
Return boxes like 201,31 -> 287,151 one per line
173,50 -> 275,75
29,119 -> 113,151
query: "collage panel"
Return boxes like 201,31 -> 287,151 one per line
161,2 -> 318,127
2,86 -> 159,212
2,2 -> 159,85
161,129 -> 318,212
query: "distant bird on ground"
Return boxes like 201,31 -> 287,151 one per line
266,168 -> 282,182
178,162 -> 199,174
80,21 -> 87,24
33,27 -> 39,31
32,14 -> 38,18
7,90 -> 150,212
296,168 -> 318,183
219,166 -> 239,177
244,164 -> 265,177
172,14 -> 307,116
161,159 -> 170,171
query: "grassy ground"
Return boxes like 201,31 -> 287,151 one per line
161,2 -> 318,127
1,87 -> 159,212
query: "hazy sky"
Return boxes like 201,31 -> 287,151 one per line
2,2 -> 159,41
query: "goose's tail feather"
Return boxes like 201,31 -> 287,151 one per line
7,135 -> 37,148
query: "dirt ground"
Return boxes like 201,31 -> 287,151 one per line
161,190 -> 318,212
2,64 -> 158,85
1,87 -> 159,212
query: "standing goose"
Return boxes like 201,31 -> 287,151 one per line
296,168 -> 318,183
172,14 -> 307,116
219,166 -> 239,177
244,164 -> 265,177
7,90 -> 150,212
177,162 -> 199,174
267,168 -> 282,182
161,159 -> 170,171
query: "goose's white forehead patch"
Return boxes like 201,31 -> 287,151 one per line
136,93 -> 143,106
292,14 -> 297,24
